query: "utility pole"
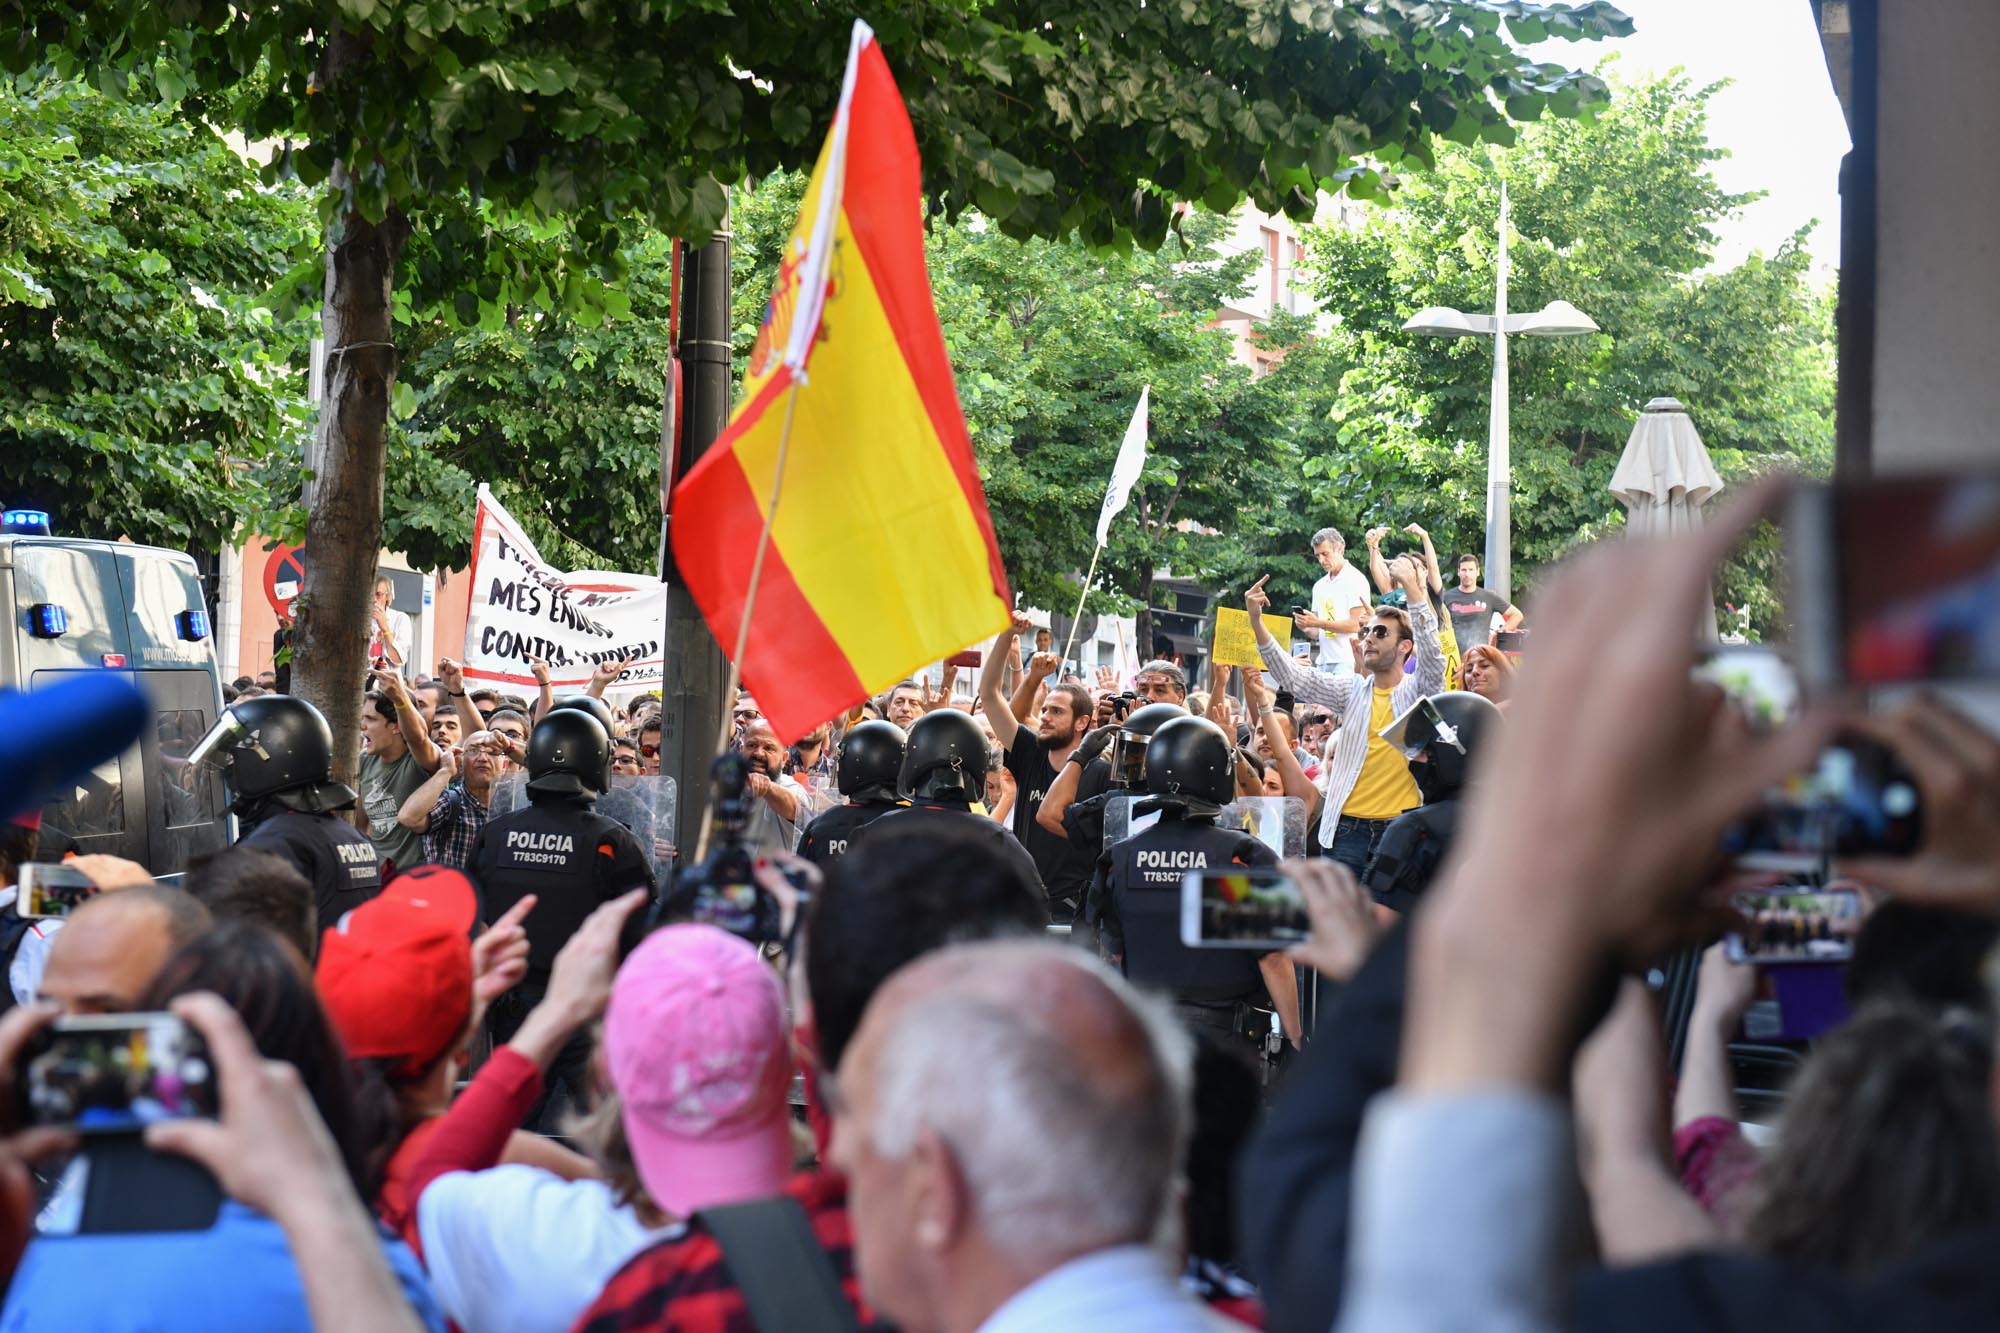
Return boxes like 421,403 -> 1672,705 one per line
658,217 -> 734,856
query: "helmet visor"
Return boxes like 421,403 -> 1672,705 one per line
186,709 -> 252,773
1110,731 -> 1150,788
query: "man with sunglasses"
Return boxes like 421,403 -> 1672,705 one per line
1245,553 -> 1444,878
636,716 -> 663,777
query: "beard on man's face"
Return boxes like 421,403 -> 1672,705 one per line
1036,719 -> 1080,752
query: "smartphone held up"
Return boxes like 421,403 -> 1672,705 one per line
16,863 -> 94,920
1181,869 -> 1309,952
1790,472 -> 2000,690
19,1013 -> 218,1134
1725,887 -> 1863,965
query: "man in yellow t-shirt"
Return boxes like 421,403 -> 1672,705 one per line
1245,554 -> 1445,877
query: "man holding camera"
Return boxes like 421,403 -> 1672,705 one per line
982,614 -> 1099,921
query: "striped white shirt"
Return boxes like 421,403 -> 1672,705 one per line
1258,605 -> 1445,845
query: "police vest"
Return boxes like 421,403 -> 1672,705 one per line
469,799 -> 656,974
1363,800 -> 1460,915
241,809 -> 382,932
797,800 -> 899,867
1107,816 -> 1277,1004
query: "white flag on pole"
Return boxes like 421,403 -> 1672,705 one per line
1094,386 -> 1150,548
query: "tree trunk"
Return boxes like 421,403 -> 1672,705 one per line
295,205 -> 410,796
1135,565 -> 1156,666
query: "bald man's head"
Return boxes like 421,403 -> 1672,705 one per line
735,718 -> 787,777
39,885 -> 212,1015
827,940 -> 1192,1332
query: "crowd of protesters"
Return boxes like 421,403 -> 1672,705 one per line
3,493 -> 1999,1333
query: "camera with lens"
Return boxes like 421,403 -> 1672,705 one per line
652,752 -> 811,948
1111,691 -> 1139,719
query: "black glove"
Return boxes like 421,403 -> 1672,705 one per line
1073,726 -> 1115,765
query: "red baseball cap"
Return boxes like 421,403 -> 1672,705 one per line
317,865 -> 478,1078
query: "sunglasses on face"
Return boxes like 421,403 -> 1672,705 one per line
1360,625 -> 1395,641
641,743 -> 661,757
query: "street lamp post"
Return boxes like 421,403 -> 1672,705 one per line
1401,183 -> 1599,603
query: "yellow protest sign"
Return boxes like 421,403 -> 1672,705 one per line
1212,607 -> 1294,668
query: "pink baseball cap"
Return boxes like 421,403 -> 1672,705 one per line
606,924 -> 793,1216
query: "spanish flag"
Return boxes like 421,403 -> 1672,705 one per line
671,20 -> 1012,744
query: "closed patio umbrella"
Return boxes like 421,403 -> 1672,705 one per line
1609,397 -> 1726,540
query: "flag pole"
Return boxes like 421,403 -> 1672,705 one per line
692,373 -> 805,863
1058,543 -> 1102,676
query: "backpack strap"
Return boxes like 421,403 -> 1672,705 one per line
696,1195 -> 862,1333
0,912 -> 39,1015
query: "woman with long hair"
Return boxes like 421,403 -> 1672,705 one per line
1459,644 -> 1516,705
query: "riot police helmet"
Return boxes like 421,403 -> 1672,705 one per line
1109,701 -> 1188,790
899,710 -> 989,803
838,720 -> 907,800
188,694 -> 356,816
1379,690 -> 1501,795
1143,714 -> 1236,813
526,708 -> 613,798
549,694 -> 619,737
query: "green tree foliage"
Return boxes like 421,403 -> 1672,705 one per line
6,0 -> 1628,265
4,0 -> 1627,780
382,221 -> 675,574
0,74 -> 316,548
1297,68 -> 1835,632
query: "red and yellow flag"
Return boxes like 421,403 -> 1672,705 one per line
671,21 -> 1011,744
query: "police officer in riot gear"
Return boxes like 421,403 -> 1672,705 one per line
797,721 -> 906,867
1066,701 -> 1186,927
850,710 -> 1044,908
193,695 -> 382,931
1093,714 -> 1280,1047
468,707 -> 656,1129
1364,690 -> 1501,915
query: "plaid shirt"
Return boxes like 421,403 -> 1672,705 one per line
422,781 -> 489,870
572,1171 -> 874,1333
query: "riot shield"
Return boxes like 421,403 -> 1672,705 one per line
488,774 -> 679,885
1101,793 -> 1307,860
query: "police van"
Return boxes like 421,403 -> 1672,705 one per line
0,510 -> 230,877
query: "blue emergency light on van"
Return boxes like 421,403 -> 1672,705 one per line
26,604 -> 67,638
174,609 -> 210,641
2,510 -> 52,536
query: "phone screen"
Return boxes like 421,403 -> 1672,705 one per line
1180,868 -> 1308,951
23,1014 -> 217,1133
18,864 -> 95,920
1726,887 -> 1864,964
1800,473 -> 2000,686
1721,734 -> 1924,871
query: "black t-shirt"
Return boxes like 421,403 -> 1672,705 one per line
241,809 -> 382,932
1442,586 -> 1510,647
468,798 -> 657,974
1005,730 -> 1104,911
